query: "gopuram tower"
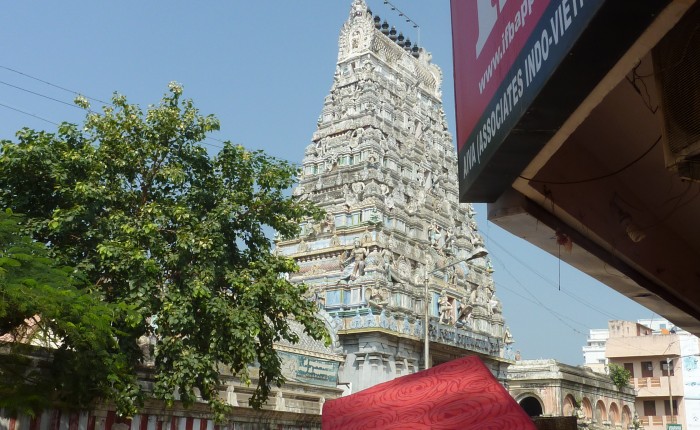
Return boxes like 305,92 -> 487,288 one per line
276,0 -> 515,392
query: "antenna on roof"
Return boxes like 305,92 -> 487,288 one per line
382,0 -> 420,48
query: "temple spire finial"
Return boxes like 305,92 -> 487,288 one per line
350,0 -> 368,19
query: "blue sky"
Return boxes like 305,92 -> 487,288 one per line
0,1 -> 653,365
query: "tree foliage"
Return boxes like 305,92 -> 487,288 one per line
608,363 -> 631,390
0,210 -> 138,415
0,83 -> 326,417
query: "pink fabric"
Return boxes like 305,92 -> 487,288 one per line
322,356 -> 536,430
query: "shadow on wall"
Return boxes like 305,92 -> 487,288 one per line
532,416 -> 577,430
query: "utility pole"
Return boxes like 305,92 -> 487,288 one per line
667,356 -> 674,424
423,248 -> 487,370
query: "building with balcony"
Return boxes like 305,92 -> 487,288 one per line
606,319 -> 700,429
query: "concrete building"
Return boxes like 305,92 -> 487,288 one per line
606,319 -> 700,429
275,0 -> 514,394
507,359 -> 636,429
583,329 -> 611,374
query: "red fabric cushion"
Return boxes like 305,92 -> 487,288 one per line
322,355 -> 536,430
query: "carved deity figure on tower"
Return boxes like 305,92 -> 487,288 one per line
457,298 -> 473,326
345,238 -> 368,280
320,211 -> 336,233
468,283 -> 479,305
438,291 -> 454,325
379,248 -> 393,282
428,220 -> 441,249
443,227 -> 455,255
343,184 -> 358,207
366,286 -> 388,309
486,287 -> 502,318
447,266 -> 458,286
467,218 -> 485,248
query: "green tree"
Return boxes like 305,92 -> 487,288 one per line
0,210 -> 138,415
608,363 -> 631,390
0,83 -> 325,417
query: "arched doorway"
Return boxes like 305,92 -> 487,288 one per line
519,396 -> 544,417
622,405 -> 632,428
581,398 -> 593,420
595,400 -> 607,423
563,394 -> 576,416
609,402 -> 620,426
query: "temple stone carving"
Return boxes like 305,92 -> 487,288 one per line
276,0 -> 514,392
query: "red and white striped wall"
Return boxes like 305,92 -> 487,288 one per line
0,410 -> 224,430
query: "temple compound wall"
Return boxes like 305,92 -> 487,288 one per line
507,360 -> 637,429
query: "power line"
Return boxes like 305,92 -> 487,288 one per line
497,282 -> 588,331
0,101 -> 60,126
0,65 -> 227,152
0,80 -> 86,111
488,251 -> 587,335
0,64 -> 110,106
484,231 -> 620,321
480,220 -> 687,357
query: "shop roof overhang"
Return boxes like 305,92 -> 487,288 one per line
454,0 -> 700,334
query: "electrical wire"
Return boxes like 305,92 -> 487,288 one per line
0,66 -> 227,151
0,64 -> 110,106
480,225 -> 672,356
486,250 -> 588,334
496,281 -> 589,333
479,219 -> 593,335
625,61 -> 658,115
485,216 -> 694,359
484,232 -> 620,321
0,80 -> 86,111
0,102 -> 60,126
519,135 -> 662,185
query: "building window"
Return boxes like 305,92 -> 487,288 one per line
431,292 -> 440,316
641,361 -> 654,378
395,219 -> 405,232
350,288 -> 361,304
338,154 -> 360,166
664,400 -> 678,416
662,359 -> 675,376
326,290 -> 341,306
393,292 -> 401,307
624,362 -> 635,378
643,400 -> 656,417
305,165 -> 318,175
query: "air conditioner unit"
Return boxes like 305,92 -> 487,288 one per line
652,4 -> 700,181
